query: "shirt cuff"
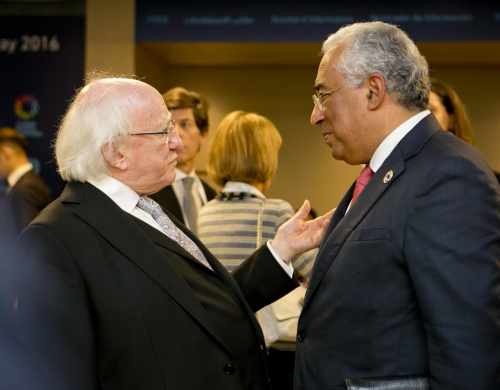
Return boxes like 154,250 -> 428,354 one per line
266,240 -> 294,278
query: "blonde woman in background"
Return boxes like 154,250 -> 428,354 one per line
198,110 -> 315,390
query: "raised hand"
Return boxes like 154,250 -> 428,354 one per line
271,200 -> 334,263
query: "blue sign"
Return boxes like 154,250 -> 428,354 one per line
136,2 -> 500,42
0,16 -> 85,196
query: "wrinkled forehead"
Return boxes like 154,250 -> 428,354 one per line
132,91 -> 170,128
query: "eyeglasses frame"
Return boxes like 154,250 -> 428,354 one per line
129,119 -> 176,142
312,86 -> 343,112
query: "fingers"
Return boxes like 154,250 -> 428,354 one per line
318,207 -> 335,226
294,200 -> 311,221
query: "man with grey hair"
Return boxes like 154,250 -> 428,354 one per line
5,76 -> 331,390
297,21 -> 500,389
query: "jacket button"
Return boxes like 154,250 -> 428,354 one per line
297,331 -> 305,343
223,363 -> 235,375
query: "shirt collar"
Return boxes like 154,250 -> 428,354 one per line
174,168 -> 197,181
87,175 -> 139,213
369,110 -> 430,173
222,181 -> 266,199
7,162 -> 33,187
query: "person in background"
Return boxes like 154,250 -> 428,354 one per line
198,110 -> 316,390
428,78 -> 474,143
429,79 -> 500,181
297,21 -> 500,390
0,127 -> 51,232
151,87 -> 216,233
5,76 -> 331,390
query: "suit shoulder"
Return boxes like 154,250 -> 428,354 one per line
424,133 -> 494,178
200,179 -> 217,200
29,197 -> 79,233
12,171 -> 51,204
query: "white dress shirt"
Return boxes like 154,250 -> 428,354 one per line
369,110 -> 430,173
87,175 -> 166,235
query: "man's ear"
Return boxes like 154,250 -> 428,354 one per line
366,74 -> 386,110
101,141 -> 128,171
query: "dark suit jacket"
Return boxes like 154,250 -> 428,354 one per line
7,169 -> 51,232
6,182 -> 296,390
294,116 -> 500,390
151,178 -> 216,224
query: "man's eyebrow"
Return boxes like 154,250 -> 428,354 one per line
313,83 -> 326,93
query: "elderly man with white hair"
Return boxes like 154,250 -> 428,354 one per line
296,21 -> 500,390
5,76 -> 330,390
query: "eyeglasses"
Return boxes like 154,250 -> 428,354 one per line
129,119 -> 176,142
312,86 -> 343,113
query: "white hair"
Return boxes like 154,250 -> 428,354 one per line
322,21 -> 430,111
55,77 -> 162,182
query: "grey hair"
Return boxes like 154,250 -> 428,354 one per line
322,21 -> 430,111
55,76 -> 163,182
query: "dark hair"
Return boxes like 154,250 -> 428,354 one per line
430,78 -> 474,144
0,127 -> 28,154
162,87 -> 209,135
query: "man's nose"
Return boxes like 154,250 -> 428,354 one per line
310,104 -> 324,125
168,129 -> 183,149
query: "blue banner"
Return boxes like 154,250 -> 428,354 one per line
136,2 -> 500,42
0,15 -> 84,196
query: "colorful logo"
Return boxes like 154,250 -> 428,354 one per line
15,95 -> 40,121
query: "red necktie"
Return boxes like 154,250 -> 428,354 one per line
351,166 -> 374,205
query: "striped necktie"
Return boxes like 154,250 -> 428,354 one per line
137,196 -> 212,270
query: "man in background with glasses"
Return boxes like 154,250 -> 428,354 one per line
2,76 -> 331,390
151,87 -> 216,234
296,21 -> 500,390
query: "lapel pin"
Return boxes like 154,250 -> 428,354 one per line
383,169 -> 394,184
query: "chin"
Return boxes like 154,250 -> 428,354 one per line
165,171 -> 177,184
330,148 -> 343,161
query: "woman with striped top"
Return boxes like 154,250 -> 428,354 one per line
198,110 -> 315,390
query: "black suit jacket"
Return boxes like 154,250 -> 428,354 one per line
7,170 -> 51,232
151,178 -> 216,224
294,116 -> 500,389
5,182 -> 296,390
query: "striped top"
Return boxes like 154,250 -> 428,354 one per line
198,182 -> 315,279
198,182 -> 316,345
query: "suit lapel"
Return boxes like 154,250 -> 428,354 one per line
138,213 -> 226,277
304,155 -> 405,307
61,182 -> 237,356
151,185 -> 184,223
139,209 -> 267,347
170,218 -> 267,339
304,116 -> 441,309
